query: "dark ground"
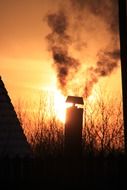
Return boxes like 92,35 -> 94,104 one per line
0,152 -> 126,190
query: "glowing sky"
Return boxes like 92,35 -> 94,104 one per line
0,0 -> 122,104
0,0 -> 60,100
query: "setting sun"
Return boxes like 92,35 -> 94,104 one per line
54,89 -> 66,123
41,85 -> 66,123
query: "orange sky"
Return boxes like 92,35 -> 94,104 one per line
0,0 -> 60,100
0,0 -> 122,105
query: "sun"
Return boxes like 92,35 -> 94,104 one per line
40,85 -> 98,123
54,90 -> 66,123
41,85 -> 66,123
87,88 -> 98,104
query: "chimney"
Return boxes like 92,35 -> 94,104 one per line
64,96 -> 84,183
64,96 -> 84,159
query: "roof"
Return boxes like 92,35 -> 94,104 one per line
66,96 -> 84,105
0,76 -> 32,158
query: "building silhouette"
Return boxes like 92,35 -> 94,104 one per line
0,76 -> 32,158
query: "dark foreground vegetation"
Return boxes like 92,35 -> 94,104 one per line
0,151 -> 127,189
0,95 -> 126,189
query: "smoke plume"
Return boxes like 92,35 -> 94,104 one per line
83,48 -> 120,98
45,0 -> 120,98
46,11 -> 80,93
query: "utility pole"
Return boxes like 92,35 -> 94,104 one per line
118,0 -> 127,152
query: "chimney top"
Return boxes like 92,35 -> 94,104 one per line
66,96 -> 84,105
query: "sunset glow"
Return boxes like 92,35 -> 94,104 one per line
39,84 -> 66,123
53,88 -> 66,123
0,0 -> 122,126
0,1 -> 126,186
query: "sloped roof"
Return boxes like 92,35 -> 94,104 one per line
66,96 -> 84,105
0,76 -> 32,158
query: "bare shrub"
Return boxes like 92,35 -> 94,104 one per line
15,92 -> 64,158
82,93 -> 124,155
14,91 -> 124,157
